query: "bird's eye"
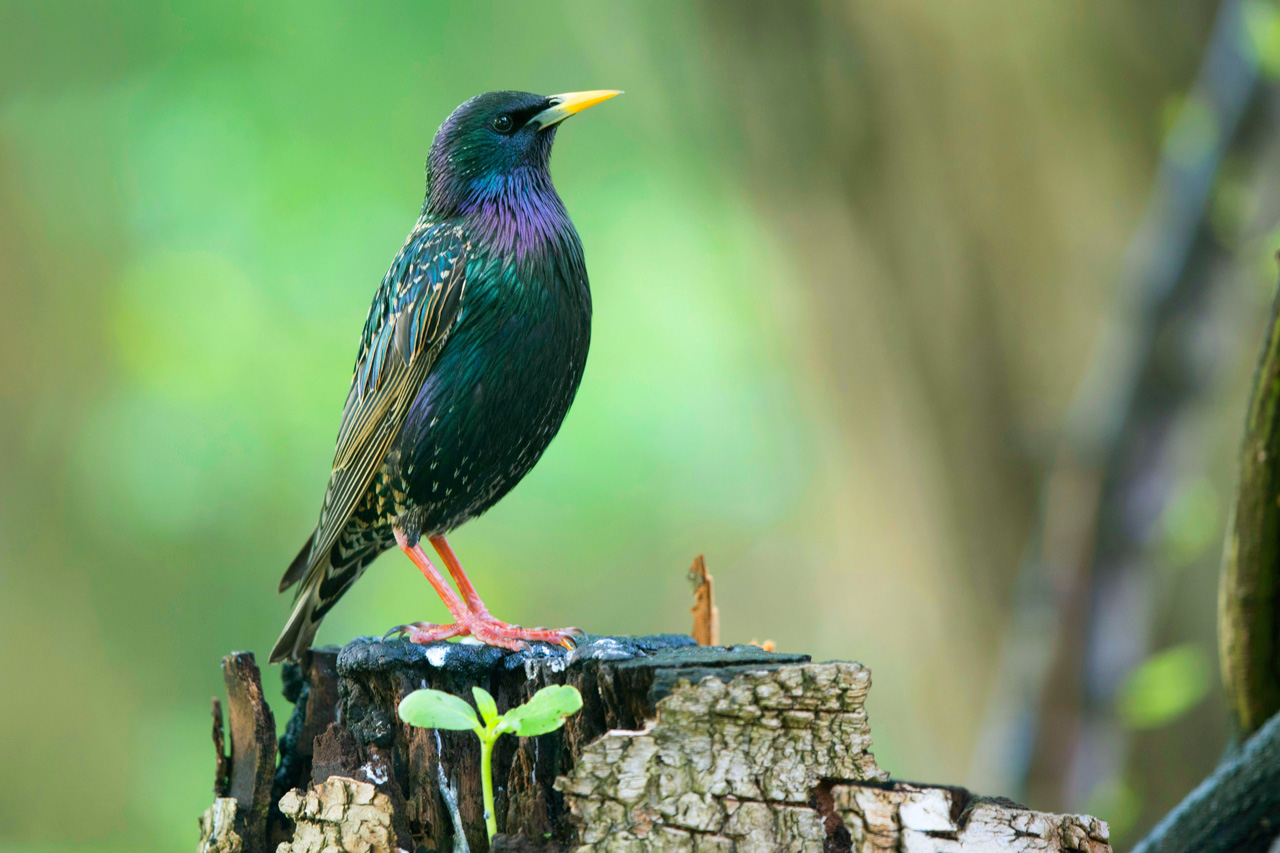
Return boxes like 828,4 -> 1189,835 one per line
492,115 -> 514,134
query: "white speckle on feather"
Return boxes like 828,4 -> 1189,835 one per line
360,761 -> 388,785
424,645 -> 450,667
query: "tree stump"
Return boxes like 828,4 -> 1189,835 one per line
198,635 -> 1111,852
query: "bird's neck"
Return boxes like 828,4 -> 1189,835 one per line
426,167 -> 573,261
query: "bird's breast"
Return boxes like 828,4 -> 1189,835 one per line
394,254 -> 590,532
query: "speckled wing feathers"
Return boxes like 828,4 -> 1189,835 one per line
299,223 -> 468,592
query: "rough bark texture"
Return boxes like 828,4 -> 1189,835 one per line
218,652 -> 278,852
1131,703 -> 1280,853
330,634 -> 816,851
556,661 -> 883,849
196,635 -> 1111,852
199,798 -> 243,853
829,783 -> 1110,853
276,777 -> 399,853
272,646 -> 341,837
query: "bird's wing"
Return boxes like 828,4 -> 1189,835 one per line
304,222 -> 469,579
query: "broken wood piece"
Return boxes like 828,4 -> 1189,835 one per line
219,651 -> 277,852
829,781 -> 1110,853
212,697 -> 229,799
688,554 -> 719,645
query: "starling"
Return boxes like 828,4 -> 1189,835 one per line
270,90 -> 620,663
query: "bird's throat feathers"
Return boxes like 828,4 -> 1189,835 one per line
426,164 -> 574,262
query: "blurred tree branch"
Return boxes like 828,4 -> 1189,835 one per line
1221,271 -> 1280,738
1132,273 -> 1280,853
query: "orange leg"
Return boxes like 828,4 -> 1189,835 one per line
393,528 -> 469,621
429,535 -> 492,618
385,528 -> 583,651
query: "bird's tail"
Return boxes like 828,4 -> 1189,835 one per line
278,534 -> 313,593
269,558 -> 329,663
270,533 -> 331,664
270,533 -> 375,663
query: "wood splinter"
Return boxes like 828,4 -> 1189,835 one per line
688,553 -> 719,646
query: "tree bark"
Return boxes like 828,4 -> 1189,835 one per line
1131,703 -> 1280,853
197,636 -> 1111,852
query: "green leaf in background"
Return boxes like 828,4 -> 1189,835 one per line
499,685 -> 584,737
473,686 -> 499,727
1243,0 -> 1280,80
1117,643 -> 1213,730
398,689 -> 481,731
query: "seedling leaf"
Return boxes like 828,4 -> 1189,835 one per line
499,685 -> 583,737
398,688 -> 481,731
473,686 -> 499,726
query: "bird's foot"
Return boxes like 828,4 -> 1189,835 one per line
385,616 -> 584,651
384,621 -> 466,644
471,617 -> 585,651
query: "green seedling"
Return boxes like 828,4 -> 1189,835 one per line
397,683 -> 583,842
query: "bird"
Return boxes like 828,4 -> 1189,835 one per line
269,90 -> 620,664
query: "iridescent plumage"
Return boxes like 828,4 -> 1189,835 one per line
271,91 -> 615,662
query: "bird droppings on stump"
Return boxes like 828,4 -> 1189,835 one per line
197,636 -> 1112,852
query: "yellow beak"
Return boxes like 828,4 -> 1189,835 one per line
533,90 -> 622,130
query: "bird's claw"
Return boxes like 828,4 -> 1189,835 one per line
382,618 -> 581,651
385,621 -> 465,644
557,627 -> 586,650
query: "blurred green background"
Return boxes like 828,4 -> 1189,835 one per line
2,1 -> 1277,850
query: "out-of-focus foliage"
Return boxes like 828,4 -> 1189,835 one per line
1244,0 -> 1280,77
1117,643 -> 1214,730
0,1 -> 1266,850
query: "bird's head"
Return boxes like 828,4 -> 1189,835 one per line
424,90 -> 620,219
